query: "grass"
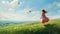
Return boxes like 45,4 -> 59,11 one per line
0,19 -> 60,34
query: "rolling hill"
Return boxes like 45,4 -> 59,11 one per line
0,19 -> 60,34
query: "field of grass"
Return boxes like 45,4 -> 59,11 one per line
0,19 -> 60,34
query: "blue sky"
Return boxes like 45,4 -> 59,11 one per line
0,0 -> 60,21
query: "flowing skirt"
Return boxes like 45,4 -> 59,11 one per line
42,17 -> 49,23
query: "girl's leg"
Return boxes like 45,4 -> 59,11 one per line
42,21 -> 45,25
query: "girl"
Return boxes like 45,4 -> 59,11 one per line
41,9 -> 49,24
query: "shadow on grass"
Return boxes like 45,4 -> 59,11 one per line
43,24 -> 60,34
15,24 -> 60,34
34,24 -> 56,34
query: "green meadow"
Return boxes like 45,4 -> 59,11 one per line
0,19 -> 60,34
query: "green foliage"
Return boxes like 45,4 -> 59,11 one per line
0,19 -> 60,34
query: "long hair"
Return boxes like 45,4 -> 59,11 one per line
42,9 -> 47,13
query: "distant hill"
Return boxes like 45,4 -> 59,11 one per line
0,20 -> 36,26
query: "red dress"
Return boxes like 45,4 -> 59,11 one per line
41,13 -> 49,23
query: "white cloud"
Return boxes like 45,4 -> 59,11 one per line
48,15 -> 60,20
53,2 -> 60,7
1,0 -> 23,8
45,2 -> 60,9
0,7 -> 40,21
0,13 -> 39,21
57,10 -> 60,13
2,0 -> 9,4
8,8 -> 15,13
10,0 -> 18,7
56,3 -> 60,7
9,0 -> 22,8
47,4 -> 53,9
2,1 -> 6,4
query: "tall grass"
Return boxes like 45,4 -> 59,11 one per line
0,19 -> 60,34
